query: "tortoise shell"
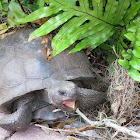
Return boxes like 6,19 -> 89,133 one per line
0,28 -> 94,106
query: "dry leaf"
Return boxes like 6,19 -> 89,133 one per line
46,54 -> 53,61
56,118 -> 75,129
44,39 -> 53,60
28,35 -> 34,42
136,129 -> 140,133
38,123 -> 50,134
114,85 -> 125,91
31,18 -> 47,24
0,23 -> 7,30
42,35 -> 48,44
84,47 -> 91,55
0,30 -> 15,40
102,108 -> 109,114
68,137 -> 75,140
118,118 -> 127,125
48,34 -> 53,40
45,45 -> 52,60
63,125 -> 95,135
132,96 -> 139,108
111,98 -> 121,114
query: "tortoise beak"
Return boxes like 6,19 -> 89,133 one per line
62,100 -> 77,111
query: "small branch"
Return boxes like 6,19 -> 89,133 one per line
35,124 -> 101,138
76,108 -> 140,139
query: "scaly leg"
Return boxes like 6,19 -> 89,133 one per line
0,95 -> 33,131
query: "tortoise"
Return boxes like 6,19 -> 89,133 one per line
0,28 -> 106,132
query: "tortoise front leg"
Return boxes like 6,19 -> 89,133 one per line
77,88 -> 106,110
33,105 -> 65,124
0,96 -> 33,131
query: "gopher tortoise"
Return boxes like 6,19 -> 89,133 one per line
0,28 -> 106,131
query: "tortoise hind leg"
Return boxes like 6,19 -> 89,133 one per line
0,97 -> 32,131
77,88 -> 107,110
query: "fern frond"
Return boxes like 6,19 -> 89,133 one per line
17,0 -> 139,57
123,1 -> 140,24
113,0 -> 130,25
127,67 -> 140,82
92,0 -> 104,18
104,0 -> 118,23
69,25 -> 114,53
7,1 -> 26,27
30,10 -> 76,38
18,5 -> 63,24
118,17 -> 140,82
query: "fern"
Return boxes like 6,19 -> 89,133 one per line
1,0 -> 140,82
17,0 -> 140,57
0,0 -> 39,28
0,0 -> 27,29
118,17 -> 140,82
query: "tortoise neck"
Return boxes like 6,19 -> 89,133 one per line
40,89 -> 50,103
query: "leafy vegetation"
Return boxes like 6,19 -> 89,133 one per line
118,17 -> 140,82
0,0 -> 140,82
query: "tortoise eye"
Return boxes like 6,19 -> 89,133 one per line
59,91 -> 67,96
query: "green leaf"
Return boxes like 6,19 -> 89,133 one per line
117,42 -> 124,51
118,59 -> 129,69
99,43 -> 111,50
124,33 -> 135,42
31,10 -> 76,39
0,25 -> 12,34
123,1 -> 140,24
113,0 -> 130,25
133,43 -> 140,58
127,49 -> 132,54
37,0 -> 45,8
8,1 -> 27,20
26,4 -> 39,11
128,26 -> 137,33
119,36 -> 129,48
18,6 -> 62,23
52,17 -> 100,54
44,0 -> 50,3
79,22 -> 107,40
92,0 -> 104,18
58,0 -> 77,8
7,10 -> 19,26
0,23 -> 7,30
69,25 -> 114,53
52,15 -> 90,45
1,0 -> 8,3
121,50 -> 131,60
0,2 -> 2,12
129,56 -> 140,71
104,0 -> 118,23
1,3 -> 8,12
127,67 -> 140,82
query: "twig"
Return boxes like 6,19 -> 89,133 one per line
76,108 -> 140,139
112,131 -> 119,138
35,124 -> 102,138
112,45 -> 119,58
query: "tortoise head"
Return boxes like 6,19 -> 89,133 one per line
44,80 -> 78,112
